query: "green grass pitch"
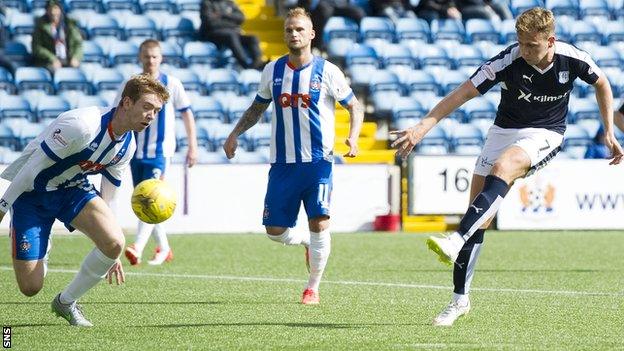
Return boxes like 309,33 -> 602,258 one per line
1,231 -> 622,350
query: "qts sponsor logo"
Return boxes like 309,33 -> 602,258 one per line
278,93 -> 311,109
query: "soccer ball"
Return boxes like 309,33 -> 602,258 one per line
131,179 -> 177,224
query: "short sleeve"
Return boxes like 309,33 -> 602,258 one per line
574,50 -> 602,85
255,63 -> 273,103
170,77 -> 192,111
327,64 -> 353,106
40,113 -> 90,161
470,45 -> 516,95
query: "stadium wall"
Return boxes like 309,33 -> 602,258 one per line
0,164 -> 398,233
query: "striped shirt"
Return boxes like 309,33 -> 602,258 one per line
0,106 -> 134,212
470,42 -> 602,134
256,55 -> 354,164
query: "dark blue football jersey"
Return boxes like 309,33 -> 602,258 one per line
470,42 -> 601,134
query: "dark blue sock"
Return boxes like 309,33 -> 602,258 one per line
453,229 -> 485,294
458,175 -> 509,240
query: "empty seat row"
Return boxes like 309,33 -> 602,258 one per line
1,0 -> 201,14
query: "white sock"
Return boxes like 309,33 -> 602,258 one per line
306,229 -> 331,291
266,228 -> 310,247
153,224 -> 170,252
134,221 -> 154,255
452,293 -> 470,306
60,248 -> 116,304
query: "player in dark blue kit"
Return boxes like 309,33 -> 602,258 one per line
391,7 -> 623,326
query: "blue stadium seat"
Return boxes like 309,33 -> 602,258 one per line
563,124 -> 591,147
546,0 -> 579,17
87,14 -> 123,39
8,12 -> 35,36
568,98 -> 600,122
404,70 -> 439,95
224,95 -> 253,124
191,96 -> 226,121
66,0 -> 102,11
159,41 -> 185,67
17,121 -> 45,148
369,70 -> 403,118
109,41 -> 139,65
123,15 -> 158,39
454,144 -> 482,155
0,68 -> 16,94
82,40 -> 108,65
591,46 -> 622,67
392,97 -> 425,121
579,0 -> 610,19
98,90 -> 118,106
139,0 -> 173,12
348,63 -> 378,93
239,69 -> 261,95
2,0 -> 27,11
161,16 -> 195,40
431,19 -> 465,42
115,63 -> 142,79
183,41 -> 220,66
36,95 -> 70,120
419,126 -> 449,147
465,19 -> 500,44
323,16 -> 359,43
449,124 -> 483,149
168,68 -> 203,93
203,69 -> 240,95
381,44 -> 414,68
395,17 -> 430,43
327,38 -> 357,64
243,123 -> 271,151
359,17 -> 395,42
102,0 -> 139,12
436,69 -> 468,95
3,41 -> 30,64
0,96 -> 32,120
14,67 -> 54,93
449,44 -> 485,68
0,121 -> 18,150
510,0 -> 544,17
461,97 -> 496,122
604,21 -> 624,44
91,68 -> 124,91
76,96 -> 108,108
54,68 -> 92,94
344,44 -> 379,67
499,19 -> 517,44
569,21 -> 602,44
173,0 -> 201,12
26,0 -> 49,10
417,44 -> 452,68
415,144 -> 449,155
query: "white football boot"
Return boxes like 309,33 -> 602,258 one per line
426,232 -> 465,266
432,299 -> 471,326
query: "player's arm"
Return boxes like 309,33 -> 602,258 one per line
593,75 -> 623,165
343,95 -> 365,158
180,109 -> 198,167
391,80 -> 480,159
223,100 -> 270,159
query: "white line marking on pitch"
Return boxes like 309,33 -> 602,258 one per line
0,266 -> 621,297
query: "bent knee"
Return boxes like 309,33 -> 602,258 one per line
100,236 -> 125,258
265,226 -> 287,236
19,283 -> 43,297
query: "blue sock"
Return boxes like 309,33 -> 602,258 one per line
458,175 -> 509,241
453,229 -> 484,294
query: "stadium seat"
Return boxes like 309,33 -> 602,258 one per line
546,0 -> 579,17
568,98 -> 600,122
2,0 -> 27,11
3,41 -> 30,65
98,90 -> 118,106
239,69 -> 261,95
90,68 -> 124,91
76,96 -> 108,108
395,17 -> 430,43
568,21 -> 602,44
0,96 -> 32,120
161,16 -> 195,40
0,68 -> 16,94
347,63 -> 378,93
323,16 -> 359,43
14,67 -> 54,93
7,12 -> 35,36
159,41 -> 185,67
183,41 -> 220,66
224,95 -> 253,124
554,20 -> 571,43
82,40 -> 108,65
381,43 -> 414,68
579,0 -> 610,19
173,0 -> 201,12
102,0 -> 139,12
417,44 -> 452,69
36,95 -> 70,120
26,0 -> 49,10
499,19 -> 517,44
449,124 -> 483,149
510,0 -> 544,17
416,144 -> 449,155
139,0 -> 173,12
360,17 -> 395,42
66,0 -> 102,11
465,19 -> 500,44
454,144 -> 482,155
344,43 -> 379,67
391,97 -> 426,121
17,122 -> 46,148
461,96 -> 497,122
403,70 -> 439,96
0,122 -> 18,150
109,41 -> 140,65
430,19 -> 465,43
436,70 -> 468,95
123,15 -> 158,39
326,37 -> 357,65
203,69 -> 240,95
604,21 -> 624,44
191,96 -> 226,121
591,46 -> 622,67
563,124 -> 591,147
87,14 -> 123,39
167,68 -> 203,93
243,123 -> 271,151
54,68 -> 92,94
369,70 -> 403,118
449,44 -> 485,68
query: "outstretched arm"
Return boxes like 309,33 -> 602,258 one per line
594,75 -> 623,165
223,101 -> 270,159
343,96 -> 365,157
391,80 -> 480,159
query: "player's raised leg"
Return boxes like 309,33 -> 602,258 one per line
52,196 -> 124,327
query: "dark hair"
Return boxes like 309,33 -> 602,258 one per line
46,0 -> 62,10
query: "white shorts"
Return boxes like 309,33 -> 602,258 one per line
474,125 -> 564,177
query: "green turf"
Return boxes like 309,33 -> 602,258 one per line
0,231 -> 622,350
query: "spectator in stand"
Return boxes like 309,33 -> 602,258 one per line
584,125 -> 610,159
0,4 -> 17,75
32,0 -> 83,72
297,0 -> 366,51
199,0 -> 263,69
456,0 -> 512,21
413,0 -> 462,23
371,0 -> 416,24
485,0 -> 513,20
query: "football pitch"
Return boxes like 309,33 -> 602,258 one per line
0,231 -> 622,350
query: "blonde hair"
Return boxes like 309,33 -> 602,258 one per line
120,74 -> 169,105
286,7 -> 312,21
515,7 -> 555,37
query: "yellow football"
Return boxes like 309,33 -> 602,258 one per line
131,179 -> 177,224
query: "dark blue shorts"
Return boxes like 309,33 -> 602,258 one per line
262,160 -> 332,228
11,186 -> 98,261
130,157 -> 167,186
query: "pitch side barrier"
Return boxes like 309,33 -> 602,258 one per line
406,156 -> 624,230
0,164 -> 399,233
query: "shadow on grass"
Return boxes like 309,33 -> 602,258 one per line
2,301 -> 223,306
145,322 -> 422,329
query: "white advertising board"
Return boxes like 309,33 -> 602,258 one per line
409,156 -> 477,214
498,159 -> 624,230
0,164 -> 397,233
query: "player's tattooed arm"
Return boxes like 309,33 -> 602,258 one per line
232,101 -> 270,136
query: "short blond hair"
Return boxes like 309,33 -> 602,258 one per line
515,7 -> 555,36
286,7 -> 312,21
121,74 -> 169,105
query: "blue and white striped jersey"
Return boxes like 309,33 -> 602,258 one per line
470,42 -> 601,134
115,73 -> 191,159
0,106 -> 135,212
256,55 -> 354,164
